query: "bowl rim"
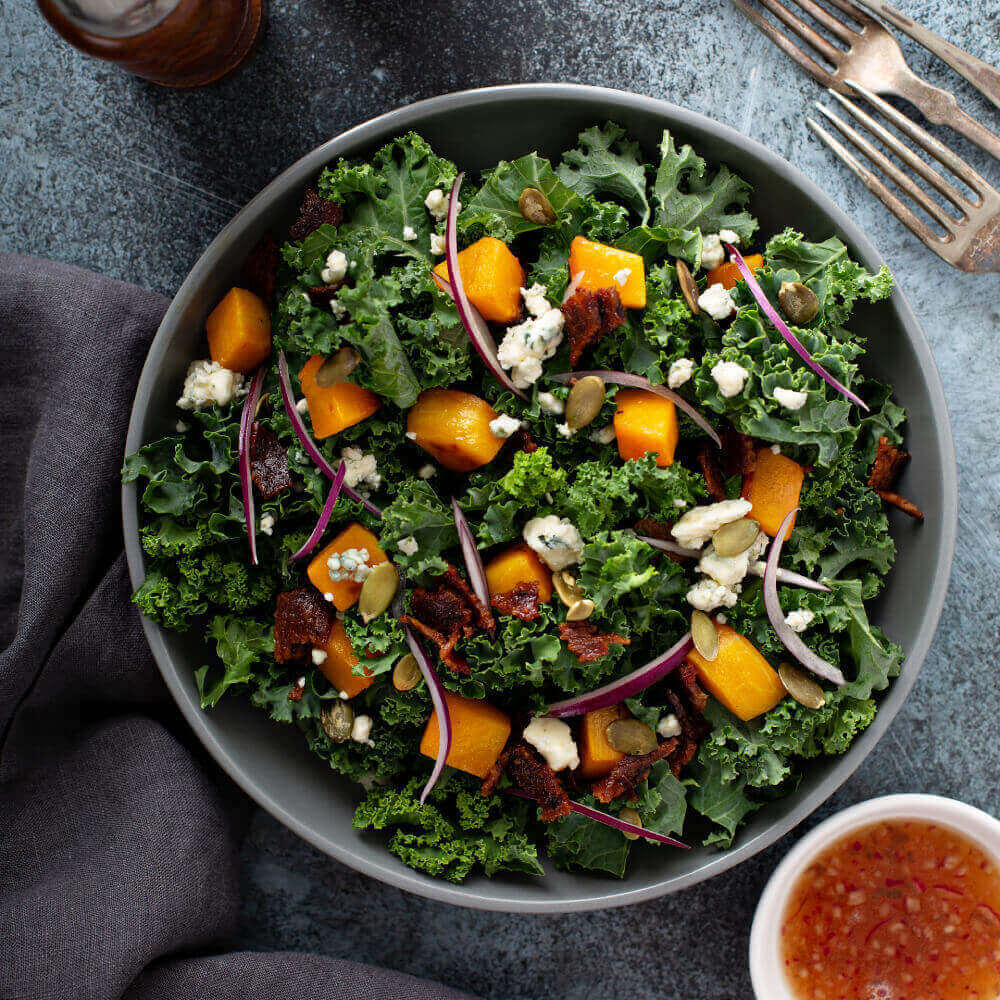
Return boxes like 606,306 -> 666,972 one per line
748,794 -> 1000,998
122,82 -> 958,913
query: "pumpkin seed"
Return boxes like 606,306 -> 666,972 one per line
778,281 -> 820,325
619,807 -> 642,841
565,375 -> 605,430
518,187 -> 557,225
358,562 -> 399,623
712,517 -> 760,557
321,701 -> 354,742
606,719 -> 658,756
565,598 -> 594,622
314,346 -> 361,387
392,653 -> 421,692
675,258 -> 700,315
553,570 -> 584,608
779,662 -> 827,710
691,610 -> 719,661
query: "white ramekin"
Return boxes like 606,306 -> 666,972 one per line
749,793 -> 1000,999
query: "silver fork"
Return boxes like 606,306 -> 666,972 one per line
729,0 -> 1000,162
808,82 -> 1000,272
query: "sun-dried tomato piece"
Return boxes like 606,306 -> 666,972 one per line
559,620 -> 630,663
480,746 -> 513,798
868,437 -> 923,520
240,234 -> 278,303
306,283 -> 344,308
510,428 -> 539,454
697,443 -> 728,502
676,659 -> 708,715
410,584 -> 473,637
595,286 -> 626,332
722,426 -> 757,477
563,289 -> 603,366
591,740 -> 676,804
287,679 -> 305,702
274,588 -> 335,664
877,490 -> 925,521
250,422 -> 294,499
507,744 -> 572,821
440,565 -> 495,635
400,615 -> 471,675
288,188 -> 345,242
633,517 -> 673,541
492,581 -> 541,622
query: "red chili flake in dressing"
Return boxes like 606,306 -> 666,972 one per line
781,819 -> 1000,1000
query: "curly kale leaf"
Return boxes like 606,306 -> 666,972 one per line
652,130 -> 757,244
195,615 -> 275,708
380,479 -> 457,580
558,123 -> 651,223
560,459 -> 636,536
625,454 -> 707,516
499,447 -> 567,505
617,225 -> 703,268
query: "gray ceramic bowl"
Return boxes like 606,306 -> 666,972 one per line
122,83 -> 957,912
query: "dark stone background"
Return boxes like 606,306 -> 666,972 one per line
3,1 -> 999,996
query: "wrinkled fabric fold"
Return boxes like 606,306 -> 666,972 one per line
0,254 -> 474,1000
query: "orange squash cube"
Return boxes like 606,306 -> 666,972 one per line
206,287 -> 271,373
299,355 -> 380,440
578,704 -> 629,779
568,235 -> 646,308
706,253 -> 763,291
484,543 -> 553,603
406,388 -> 505,473
613,387 -> 678,467
315,620 -> 373,698
742,446 -> 806,539
306,522 -> 387,611
685,623 -> 786,722
420,691 -> 512,779
433,237 -> 525,323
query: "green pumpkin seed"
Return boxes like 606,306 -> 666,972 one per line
606,719 -> 658,756
691,610 -> 719,660
619,806 -> 643,841
358,562 -> 399,623
712,517 -> 760,557
778,281 -> 820,325
565,376 -> 606,431
778,662 -> 826,710
314,346 -> 361,387
565,598 -> 594,622
321,701 -> 354,742
392,653 -> 421,692
552,570 -> 584,608
518,187 -> 557,225
675,258 -> 700,315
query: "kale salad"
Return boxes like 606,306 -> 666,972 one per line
124,124 -> 923,882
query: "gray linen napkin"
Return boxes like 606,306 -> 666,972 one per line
0,254 -> 475,1000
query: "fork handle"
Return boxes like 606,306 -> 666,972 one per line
894,69 -> 1000,164
854,0 -> 1000,113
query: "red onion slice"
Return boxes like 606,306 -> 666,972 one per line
452,499 -> 490,610
726,245 -> 868,412
276,349 -> 382,518
637,535 -> 703,560
444,173 -> 528,401
289,460 -> 346,562
763,509 -> 846,686
510,790 -> 688,849
405,627 -> 452,804
548,370 -> 721,448
752,563 -> 831,593
237,366 -> 267,565
546,633 -> 693,718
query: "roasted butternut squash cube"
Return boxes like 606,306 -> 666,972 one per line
420,690 -> 512,779
685,623 -> 786,721
484,543 -> 553,603
706,253 -> 763,291
568,235 -> 646,308
578,704 -> 629,779
206,287 -> 271,372
306,522 -> 387,611
613,387 -> 678,467
433,237 -> 525,323
406,388 -> 505,472
315,619 -> 373,698
299,354 -> 380,439
742,446 -> 805,539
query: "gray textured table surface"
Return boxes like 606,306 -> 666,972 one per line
3,2 -> 999,997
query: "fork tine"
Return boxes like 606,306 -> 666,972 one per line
807,117 -> 950,252
824,89 -> 972,214
812,102 -> 959,231
754,0 -> 844,65
782,0 -> 859,44
844,80 -> 991,200
728,0 -> 838,88
821,0 -> 882,25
